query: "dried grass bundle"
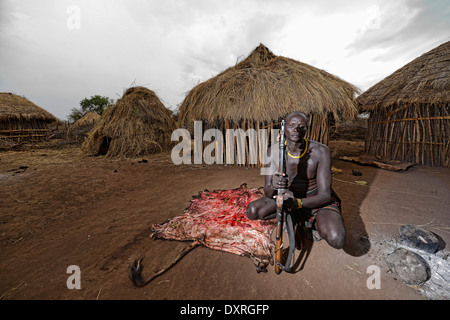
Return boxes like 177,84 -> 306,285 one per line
81,87 -> 176,158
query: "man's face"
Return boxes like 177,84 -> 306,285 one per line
285,115 -> 308,143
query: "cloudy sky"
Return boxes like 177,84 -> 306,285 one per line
0,0 -> 449,120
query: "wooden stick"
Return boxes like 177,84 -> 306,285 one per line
0,129 -> 49,133
1,135 -> 46,138
246,120 -> 251,167
369,116 -> 450,124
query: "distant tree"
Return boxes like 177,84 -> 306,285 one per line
67,107 -> 84,122
80,95 -> 113,115
67,95 -> 113,122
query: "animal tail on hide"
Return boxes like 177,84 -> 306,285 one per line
129,241 -> 200,287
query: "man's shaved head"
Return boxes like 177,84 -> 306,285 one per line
285,111 -> 308,123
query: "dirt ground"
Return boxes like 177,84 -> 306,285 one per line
0,140 -> 449,301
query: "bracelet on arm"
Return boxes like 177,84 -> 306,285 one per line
297,198 -> 303,209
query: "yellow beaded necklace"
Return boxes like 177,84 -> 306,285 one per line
285,138 -> 308,159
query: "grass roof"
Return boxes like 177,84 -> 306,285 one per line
81,86 -> 176,158
0,92 -> 57,122
179,44 -> 359,124
70,112 -> 101,130
357,40 -> 450,111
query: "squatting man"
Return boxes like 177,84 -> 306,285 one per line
247,111 -> 346,249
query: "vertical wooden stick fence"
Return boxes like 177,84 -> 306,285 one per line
199,112 -> 331,168
365,103 -> 450,167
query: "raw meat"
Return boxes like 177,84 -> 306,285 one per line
151,184 -> 276,270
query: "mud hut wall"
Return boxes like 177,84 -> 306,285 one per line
196,112 -> 330,167
365,103 -> 450,167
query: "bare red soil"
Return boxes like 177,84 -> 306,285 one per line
1,141 -> 449,300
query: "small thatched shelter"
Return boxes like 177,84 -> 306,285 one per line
67,112 -> 101,143
71,111 -> 101,129
0,92 -> 57,141
82,86 -> 176,158
179,44 -> 359,167
356,40 -> 450,167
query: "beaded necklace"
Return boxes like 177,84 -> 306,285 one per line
285,138 -> 308,159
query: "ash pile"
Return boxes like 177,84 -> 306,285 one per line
374,224 -> 449,299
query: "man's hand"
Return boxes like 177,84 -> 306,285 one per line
272,172 -> 288,190
280,190 -> 297,210
273,190 -> 297,209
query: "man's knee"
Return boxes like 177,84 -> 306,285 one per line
246,202 -> 259,220
246,197 -> 275,220
325,228 -> 346,249
316,213 -> 346,249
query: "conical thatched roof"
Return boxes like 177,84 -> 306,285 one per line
81,86 -> 176,158
0,92 -> 57,122
179,44 -> 359,124
70,112 -> 101,130
357,40 -> 450,110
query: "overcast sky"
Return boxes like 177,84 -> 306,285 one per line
1,0 -> 449,120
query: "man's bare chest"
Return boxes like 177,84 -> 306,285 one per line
285,156 -> 318,182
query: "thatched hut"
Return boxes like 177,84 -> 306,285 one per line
356,40 -> 450,167
0,92 -> 57,141
71,111 -> 101,129
179,44 -> 359,167
81,86 -> 176,158
67,112 -> 101,143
